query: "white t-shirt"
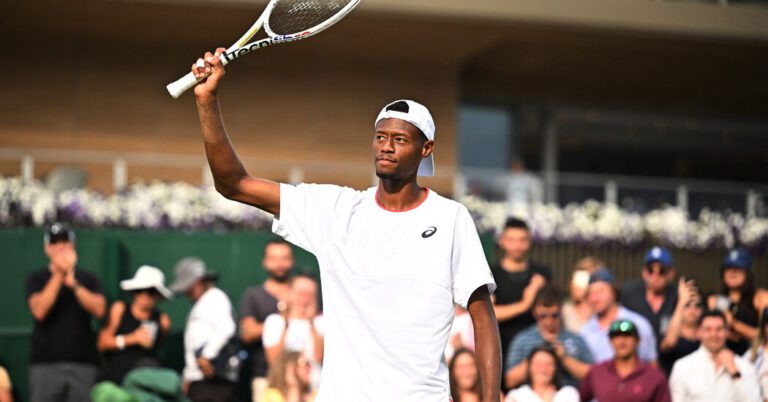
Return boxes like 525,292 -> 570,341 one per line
273,184 -> 496,402
505,385 -> 579,402
183,287 -> 236,382
262,314 -> 325,361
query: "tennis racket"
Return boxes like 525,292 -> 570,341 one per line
166,0 -> 360,99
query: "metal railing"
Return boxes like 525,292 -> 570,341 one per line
456,167 -> 767,216
2,147 -> 766,216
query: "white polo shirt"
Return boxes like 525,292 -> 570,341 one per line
273,183 -> 496,402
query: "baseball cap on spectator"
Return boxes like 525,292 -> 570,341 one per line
721,248 -> 752,271
608,319 -> 639,338
375,99 -> 435,177
644,246 -> 673,267
120,265 -> 172,299
169,257 -> 218,294
44,222 -> 76,244
589,268 -> 616,285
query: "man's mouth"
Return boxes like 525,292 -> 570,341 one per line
376,157 -> 396,165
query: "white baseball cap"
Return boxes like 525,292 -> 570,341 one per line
120,265 -> 172,299
375,100 -> 435,177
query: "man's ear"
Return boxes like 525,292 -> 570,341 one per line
422,140 -> 435,158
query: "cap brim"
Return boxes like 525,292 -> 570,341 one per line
121,279 -> 174,299
417,154 -> 434,177
169,276 -> 197,294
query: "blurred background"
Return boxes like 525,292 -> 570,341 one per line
2,0 -> 768,400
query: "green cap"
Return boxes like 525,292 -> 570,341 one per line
608,319 -> 639,338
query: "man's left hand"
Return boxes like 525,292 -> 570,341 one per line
197,357 -> 215,379
716,349 -> 738,374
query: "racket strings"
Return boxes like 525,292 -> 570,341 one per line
267,0 -> 351,36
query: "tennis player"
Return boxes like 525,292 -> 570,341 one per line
191,49 -> 501,402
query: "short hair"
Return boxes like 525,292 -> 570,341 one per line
698,310 -> 727,327
265,238 -> 291,249
572,256 -> 605,274
533,285 -> 562,308
289,272 -> 318,287
504,217 -> 529,231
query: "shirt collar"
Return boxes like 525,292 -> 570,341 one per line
608,359 -> 649,380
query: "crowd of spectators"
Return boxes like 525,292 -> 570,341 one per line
18,220 -> 768,402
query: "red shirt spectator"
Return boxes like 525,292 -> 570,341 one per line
579,360 -> 669,402
579,320 -> 670,402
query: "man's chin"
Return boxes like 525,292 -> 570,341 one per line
375,170 -> 397,180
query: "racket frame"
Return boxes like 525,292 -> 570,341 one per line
166,0 -> 360,99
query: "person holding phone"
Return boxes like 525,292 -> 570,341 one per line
98,265 -> 172,384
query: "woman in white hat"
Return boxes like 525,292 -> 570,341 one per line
97,265 -> 172,384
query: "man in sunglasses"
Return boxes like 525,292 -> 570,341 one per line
580,319 -> 671,402
25,223 -> 106,402
503,285 -> 593,389
621,247 -> 693,344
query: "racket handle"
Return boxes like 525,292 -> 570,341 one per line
166,72 -> 200,99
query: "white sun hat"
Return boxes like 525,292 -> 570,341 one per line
375,99 -> 436,177
120,265 -> 172,299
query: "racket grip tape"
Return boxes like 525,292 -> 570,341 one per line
166,72 -> 200,99
166,54 -> 230,99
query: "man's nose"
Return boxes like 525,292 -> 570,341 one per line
381,137 -> 395,152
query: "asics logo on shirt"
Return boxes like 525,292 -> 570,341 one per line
421,226 -> 437,238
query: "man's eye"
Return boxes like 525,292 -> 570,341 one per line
395,138 -> 406,143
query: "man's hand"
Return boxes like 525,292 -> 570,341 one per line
51,248 -> 77,276
193,48 -> 227,101
522,273 -> 546,305
676,277 -> 698,306
716,348 -> 739,375
197,357 -> 215,379
127,326 -> 154,349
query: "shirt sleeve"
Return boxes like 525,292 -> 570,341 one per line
554,386 -> 579,402
669,359 -> 686,402
239,288 -> 258,319
272,183 -> 348,254
313,316 -> 325,337
505,333 -> 530,372
25,272 -> 44,298
451,206 -> 496,308
200,291 -> 237,360
578,368 -> 595,402
571,334 -> 595,364
636,315 -> 658,362
80,270 -> 104,294
735,358 -> 762,402
652,371 -> 672,402
262,314 -> 286,348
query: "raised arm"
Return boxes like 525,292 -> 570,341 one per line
661,278 -> 695,352
468,286 -> 502,402
193,48 -> 280,215
28,270 -> 65,322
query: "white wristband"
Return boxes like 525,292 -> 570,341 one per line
116,335 -> 126,350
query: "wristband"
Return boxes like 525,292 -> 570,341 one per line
116,335 -> 126,350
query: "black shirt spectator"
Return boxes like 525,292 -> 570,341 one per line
490,217 -> 552,385
240,287 -> 279,377
26,268 -> 103,365
492,260 -> 552,360
620,247 -> 678,343
621,278 -> 677,341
